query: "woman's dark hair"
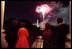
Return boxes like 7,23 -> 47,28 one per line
19,21 -> 26,28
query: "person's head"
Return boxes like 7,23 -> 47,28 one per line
57,17 -> 63,24
19,21 -> 26,28
12,18 -> 19,26
45,23 -> 51,30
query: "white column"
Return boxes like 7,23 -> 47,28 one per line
1,1 -> 8,48
69,1 -> 71,35
1,1 -> 5,31
65,1 -> 71,48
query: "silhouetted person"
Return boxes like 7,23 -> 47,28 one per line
27,24 -> 41,47
4,18 -> 19,48
54,17 -> 69,48
42,23 -> 54,48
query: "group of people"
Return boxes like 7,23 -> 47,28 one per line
42,17 -> 69,48
4,18 -> 41,48
3,17 -> 69,48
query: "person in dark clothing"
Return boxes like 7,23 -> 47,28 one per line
42,23 -> 54,48
26,24 -> 41,47
4,18 -> 19,48
54,17 -> 69,48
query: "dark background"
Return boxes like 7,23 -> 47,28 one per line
4,1 -> 69,25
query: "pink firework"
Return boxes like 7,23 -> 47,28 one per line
35,4 -> 51,16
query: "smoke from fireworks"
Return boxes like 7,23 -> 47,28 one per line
34,1 -> 69,26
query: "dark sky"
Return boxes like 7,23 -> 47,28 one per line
5,1 -> 37,23
5,1 -> 69,25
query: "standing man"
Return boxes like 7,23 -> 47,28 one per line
54,17 -> 69,48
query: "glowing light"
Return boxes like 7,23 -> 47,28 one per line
36,4 -> 51,15
35,4 -> 52,20
35,4 -> 52,28
37,19 -> 39,27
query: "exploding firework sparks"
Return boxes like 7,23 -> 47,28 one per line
35,4 -> 52,20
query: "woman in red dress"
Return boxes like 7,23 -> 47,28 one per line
15,22 -> 30,48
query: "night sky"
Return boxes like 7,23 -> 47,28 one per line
5,1 -> 37,23
4,1 -> 69,26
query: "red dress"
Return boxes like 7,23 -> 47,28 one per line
15,28 -> 29,48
